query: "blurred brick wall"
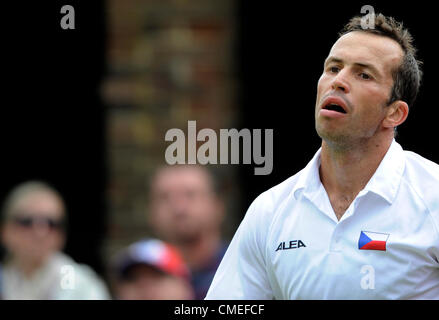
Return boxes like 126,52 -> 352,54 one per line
102,0 -> 239,262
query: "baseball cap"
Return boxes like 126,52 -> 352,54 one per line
113,238 -> 190,281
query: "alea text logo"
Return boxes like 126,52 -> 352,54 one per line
275,240 -> 306,251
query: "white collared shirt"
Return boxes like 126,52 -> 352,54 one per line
205,140 -> 439,299
1,252 -> 110,300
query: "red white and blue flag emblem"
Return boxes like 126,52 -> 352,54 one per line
358,231 -> 389,251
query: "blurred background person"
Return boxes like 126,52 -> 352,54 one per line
0,181 -> 109,299
148,165 -> 228,299
111,238 -> 194,300
101,1 -> 242,300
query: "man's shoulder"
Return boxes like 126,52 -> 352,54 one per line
53,253 -> 110,299
249,169 -> 305,215
403,150 -> 439,185
403,150 -> 439,226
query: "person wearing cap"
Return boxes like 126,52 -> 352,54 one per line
148,165 -> 228,299
111,238 -> 194,300
0,181 -> 110,299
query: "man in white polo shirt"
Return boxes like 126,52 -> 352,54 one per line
205,13 -> 439,299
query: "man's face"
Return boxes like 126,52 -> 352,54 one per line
1,191 -> 65,264
315,31 -> 404,147
149,167 -> 222,243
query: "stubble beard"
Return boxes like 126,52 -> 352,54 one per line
315,117 -> 357,153
315,116 -> 385,155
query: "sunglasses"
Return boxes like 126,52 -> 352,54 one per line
11,215 -> 65,230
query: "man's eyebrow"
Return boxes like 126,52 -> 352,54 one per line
324,56 -> 343,66
324,56 -> 382,77
354,62 -> 381,76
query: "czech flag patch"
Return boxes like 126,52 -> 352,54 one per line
358,231 -> 389,251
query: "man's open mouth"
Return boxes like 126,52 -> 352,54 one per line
323,103 -> 347,114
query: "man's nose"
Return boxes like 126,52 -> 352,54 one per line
170,195 -> 189,215
331,70 -> 350,93
32,220 -> 51,237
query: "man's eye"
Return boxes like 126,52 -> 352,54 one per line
360,72 -> 371,80
329,66 -> 339,73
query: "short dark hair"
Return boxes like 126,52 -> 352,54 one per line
338,13 -> 423,108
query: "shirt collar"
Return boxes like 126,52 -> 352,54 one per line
292,139 -> 406,204
292,147 -> 322,200
362,139 -> 405,204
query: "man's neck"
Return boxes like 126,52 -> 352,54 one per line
176,231 -> 221,271
319,135 -> 393,220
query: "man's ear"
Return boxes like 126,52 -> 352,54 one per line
383,100 -> 409,129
